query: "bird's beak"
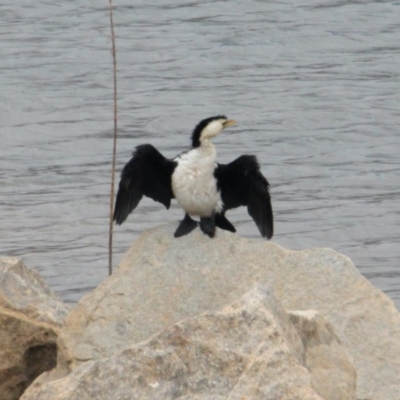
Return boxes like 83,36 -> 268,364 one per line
223,120 -> 236,128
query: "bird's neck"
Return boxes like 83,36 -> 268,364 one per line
198,139 -> 216,158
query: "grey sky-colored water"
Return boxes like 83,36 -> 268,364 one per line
0,0 -> 399,308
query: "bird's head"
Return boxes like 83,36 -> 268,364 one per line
191,115 -> 236,148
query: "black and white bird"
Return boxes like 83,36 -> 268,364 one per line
113,116 -> 273,239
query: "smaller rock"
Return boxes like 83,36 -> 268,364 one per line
22,285 -> 355,400
289,310 -> 357,400
0,257 -> 68,325
0,257 -> 70,400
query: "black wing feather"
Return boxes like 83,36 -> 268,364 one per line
214,155 -> 273,239
113,144 -> 177,225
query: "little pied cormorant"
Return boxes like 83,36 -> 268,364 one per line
113,116 -> 273,239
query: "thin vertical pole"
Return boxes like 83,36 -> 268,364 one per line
108,0 -> 117,276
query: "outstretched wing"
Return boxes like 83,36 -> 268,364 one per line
214,155 -> 273,239
113,144 -> 177,225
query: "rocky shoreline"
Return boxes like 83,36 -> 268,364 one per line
1,223 -> 400,399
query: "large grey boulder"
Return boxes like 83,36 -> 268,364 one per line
23,285 -> 355,400
34,224 -> 400,399
0,257 -> 70,400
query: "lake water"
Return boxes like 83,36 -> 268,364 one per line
1,0 -> 399,308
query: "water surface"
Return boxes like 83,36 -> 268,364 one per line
1,0 -> 399,308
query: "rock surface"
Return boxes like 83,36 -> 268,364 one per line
34,224 -> 400,399
0,257 -> 69,400
23,285 -> 343,400
289,310 -> 356,400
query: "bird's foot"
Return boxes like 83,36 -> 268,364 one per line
200,215 -> 216,238
215,213 -> 236,233
174,214 -> 198,238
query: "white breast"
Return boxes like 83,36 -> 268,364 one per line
171,143 -> 223,217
